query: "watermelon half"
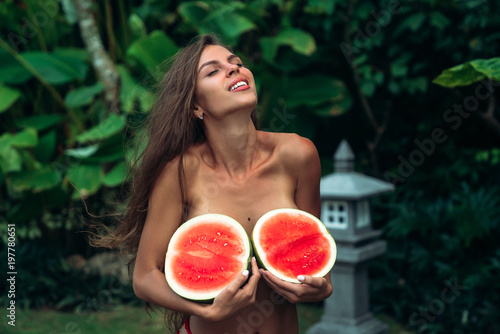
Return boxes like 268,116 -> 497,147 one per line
164,214 -> 252,301
252,208 -> 336,283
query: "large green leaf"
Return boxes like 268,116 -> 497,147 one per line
0,53 -> 32,84
67,164 -> 103,199
433,58 -> 500,88
274,29 -> 317,56
200,5 -> 256,44
126,30 -> 180,78
14,114 -> 65,131
22,51 -> 83,85
76,114 -> 126,144
118,65 -> 154,113
84,133 -> 125,163
178,1 -> 210,25
283,75 -> 351,112
65,145 -> 100,159
469,58 -> 500,79
0,83 -> 22,112
261,28 -> 317,62
65,82 -> 104,108
129,13 -> 147,40
34,130 -> 57,163
10,165 -> 60,192
0,128 -> 38,148
103,162 -> 127,187
51,48 -> 90,81
0,146 -> 22,173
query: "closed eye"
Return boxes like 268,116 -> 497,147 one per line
207,69 -> 219,76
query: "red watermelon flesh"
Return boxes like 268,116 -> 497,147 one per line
170,224 -> 246,290
253,208 -> 336,283
165,214 -> 251,301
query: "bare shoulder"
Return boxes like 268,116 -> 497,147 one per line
271,132 -> 319,165
258,131 -> 320,179
152,145 -> 201,196
151,155 -> 182,198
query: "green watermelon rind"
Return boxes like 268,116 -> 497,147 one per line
252,208 -> 337,284
164,213 -> 252,303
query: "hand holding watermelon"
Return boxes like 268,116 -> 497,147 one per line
259,269 -> 332,304
201,257 -> 261,322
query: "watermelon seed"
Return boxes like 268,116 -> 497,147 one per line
224,243 -> 227,246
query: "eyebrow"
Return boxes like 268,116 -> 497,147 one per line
198,54 -> 240,73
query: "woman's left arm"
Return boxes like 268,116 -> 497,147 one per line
260,134 -> 333,303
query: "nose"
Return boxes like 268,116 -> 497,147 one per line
226,63 -> 240,77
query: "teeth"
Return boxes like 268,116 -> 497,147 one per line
230,81 -> 247,91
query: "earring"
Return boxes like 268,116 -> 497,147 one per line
198,113 -> 204,120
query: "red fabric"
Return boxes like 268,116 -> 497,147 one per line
176,318 -> 192,334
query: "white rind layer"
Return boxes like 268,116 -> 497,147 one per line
165,213 -> 251,301
252,208 -> 337,283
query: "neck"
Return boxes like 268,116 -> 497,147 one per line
203,114 -> 258,176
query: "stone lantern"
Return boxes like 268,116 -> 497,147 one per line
308,140 -> 394,334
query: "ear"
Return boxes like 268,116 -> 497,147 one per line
193,104 -> 204,119
193,102 -> 206,114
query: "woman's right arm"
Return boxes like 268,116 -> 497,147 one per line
132,158 -> 260,321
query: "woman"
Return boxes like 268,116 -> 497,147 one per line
100,35 -> 332,334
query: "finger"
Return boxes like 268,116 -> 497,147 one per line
249,257 -> 261,281
263,270 -> 299,289
224,268 -> 250,295
245,258 -> 261,300
297,275 -> 327,289
242,258 -> 261,291
262,270 -> 299,301
260,270 -> 298,303
260,270 -> 281,290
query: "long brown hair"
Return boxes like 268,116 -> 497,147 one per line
90,35 -> 258,331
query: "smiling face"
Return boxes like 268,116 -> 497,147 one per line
195,45 -> 257,120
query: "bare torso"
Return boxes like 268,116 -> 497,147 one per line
183,131 -> 301,334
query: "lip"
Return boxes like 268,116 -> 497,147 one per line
228,77 -> 250,92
